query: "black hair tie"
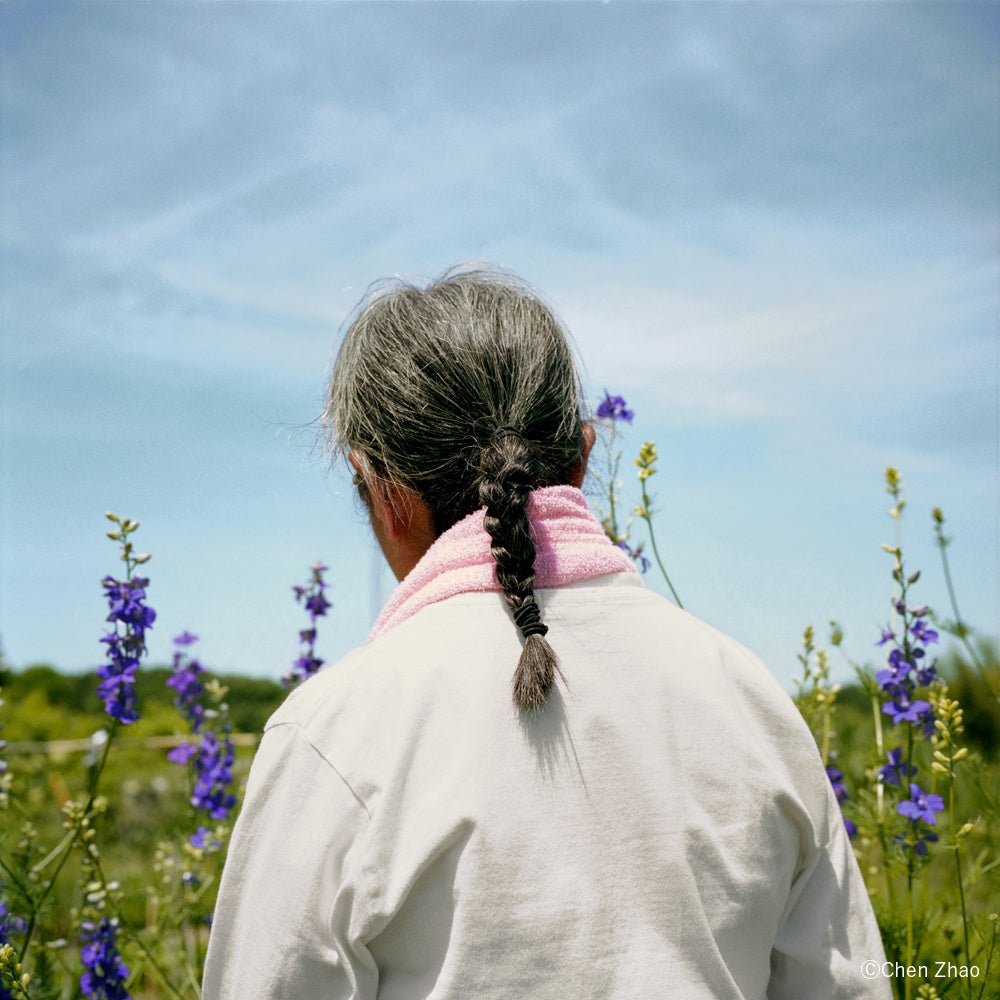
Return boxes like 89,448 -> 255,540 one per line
512,600 -> 548,639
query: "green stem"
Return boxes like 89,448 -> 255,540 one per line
904,723 -> 914,1000
871,689 -> 894,909
975,919 -> 998,1000
84,719 -> 118,812
90,843 -> 189,1000
123,924 -> 190,1000
935,528 -> 996,696
18,831 -> 73,879
607,446 -> 621,543
640,478 -> 683,608
17,529 -> 143,965
819,691 -> 833,767
18,685 -> 120,960
949,780 -> 972,1000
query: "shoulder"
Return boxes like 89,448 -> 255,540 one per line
541,577 -> 830,812
270,591 -> 515,726
263,592 -> 519,809
543,575 -> 799,715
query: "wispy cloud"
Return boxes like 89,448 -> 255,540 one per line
2,1 -> 995,682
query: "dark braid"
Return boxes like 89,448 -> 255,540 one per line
478,433 -> 562,711
326,266 -> 584,713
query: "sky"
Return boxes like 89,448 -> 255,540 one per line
2,1 -> 997,693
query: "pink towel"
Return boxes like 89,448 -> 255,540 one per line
368,485 -> 637,641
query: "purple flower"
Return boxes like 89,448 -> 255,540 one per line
894,828 -> 939,857
875,647 -> 913,688
876,594 -> 939,739
596,390 -> 634,423
95,655 -> 140,724
166,742 -> 197,765
165,636 -> 239,834
876,626 -> 896,646
882,690 -> 932,726
166,633 -> 206,732
98,573 -> 155,725
79,917 -> 130,1000
102,577 -> 155,632
305,590 -> 332,618
284,561 -> 331,687
897,783 -> 945,826
892,783 -> 945,857
879,747 -> 917,787
616,539 -> 651,574
0,902 -> 27,946
879,690 -> 936,732
825,765 -> 849,804
825,764 -> 857,839
190,826 -> 221,853
190,729 -> 236,821
0,901 -> 28,1000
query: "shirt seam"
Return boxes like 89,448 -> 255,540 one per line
266,719 -> 374,822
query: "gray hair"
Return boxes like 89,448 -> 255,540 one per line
325,265 -> 585,710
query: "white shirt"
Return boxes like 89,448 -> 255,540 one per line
203,574 -> 889,999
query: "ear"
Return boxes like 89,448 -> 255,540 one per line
349,451 -> 437,581
350,453 -> 407,541
370,481 -> 414,542
568,423 -> 596,488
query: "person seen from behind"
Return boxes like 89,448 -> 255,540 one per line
203,266 -> 890,999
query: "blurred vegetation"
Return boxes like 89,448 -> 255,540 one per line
795,631 -> 1000,1000
1,663 -> 285,960
3,644 -> 998,999
0,663 -> 285,743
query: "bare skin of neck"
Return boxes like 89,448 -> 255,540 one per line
350,423 -> 595,582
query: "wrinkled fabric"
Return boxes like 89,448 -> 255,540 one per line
205,573 -> 888,999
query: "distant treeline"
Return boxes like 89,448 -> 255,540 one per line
2,644 -> 997,754
1,662 -> 286,740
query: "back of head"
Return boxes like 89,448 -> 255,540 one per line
326,266 -> 585,710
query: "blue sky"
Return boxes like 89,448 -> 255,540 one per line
2,1 -> 997,691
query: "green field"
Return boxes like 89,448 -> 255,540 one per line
2,646 -> 998,999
